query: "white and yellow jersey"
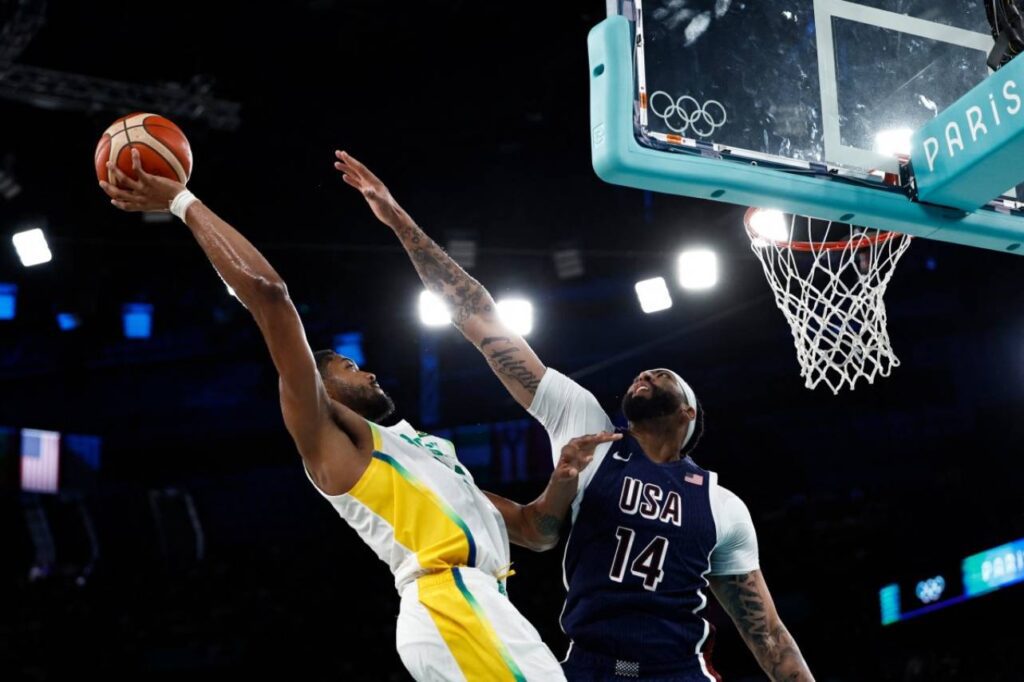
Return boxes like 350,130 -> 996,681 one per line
304,419 -> 512,593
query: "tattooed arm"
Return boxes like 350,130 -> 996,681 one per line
483,491 -> 565,552
334,151 -> 545,408
485,432 -> 621,551
708,571 -> 815,681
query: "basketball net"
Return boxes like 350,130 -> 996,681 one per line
744,208 -> 912,393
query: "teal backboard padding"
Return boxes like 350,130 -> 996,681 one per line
588,16 -> 1024,255
913,55 -> 1024,211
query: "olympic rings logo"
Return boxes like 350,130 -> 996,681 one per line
648,91 -> 727,138
915,576 -> 945,604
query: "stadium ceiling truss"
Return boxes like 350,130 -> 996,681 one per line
0,0 -> 240,131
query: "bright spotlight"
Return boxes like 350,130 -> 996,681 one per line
676,249 -> 718,290
496,298 -> 533,336
874,128 -> 914,157
747,209 -> 790,247
12,228 -> 52,267
635,277 -> 673,313
418,290 -> 451,327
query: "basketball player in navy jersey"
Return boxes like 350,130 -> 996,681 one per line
336,151 -> 814,681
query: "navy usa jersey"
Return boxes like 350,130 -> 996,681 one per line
561,430 -> 719,676
527,368 -> 759,680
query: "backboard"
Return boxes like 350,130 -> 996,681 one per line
633,0 -> 995,176
590,0 -> 1024,254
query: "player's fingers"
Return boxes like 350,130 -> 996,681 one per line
99,182 -> 138,202
335,159 -> 365,179
339,151 -> 382,183
108,160 -> 143,191
106,162 -> 126,188
334,161 -> 358,177
130,148 -> 151,184
110,199 -> 139,211
340,174 -> 364,191
335,152 -> 363,177
338,150 -> 366,171
571,432 -> 622,448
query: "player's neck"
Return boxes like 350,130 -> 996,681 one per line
628,417 -> 686,464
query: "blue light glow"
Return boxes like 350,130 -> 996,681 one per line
333,332 -> 365,367
123,303 -> 153,339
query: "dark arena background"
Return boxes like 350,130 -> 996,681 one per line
2,1 -> 1023,680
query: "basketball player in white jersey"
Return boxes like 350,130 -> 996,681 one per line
99,149 -> 617,681
336,151 -> 814,680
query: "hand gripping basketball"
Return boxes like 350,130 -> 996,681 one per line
554,432 -> 622,482
100,149 -> 186,213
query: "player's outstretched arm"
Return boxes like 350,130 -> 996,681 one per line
485,432 -> 620,551
709,570 -> 815,681
101,151 -> 371,491
334,150 -> 546,409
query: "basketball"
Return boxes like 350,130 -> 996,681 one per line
94,113 -> 193,185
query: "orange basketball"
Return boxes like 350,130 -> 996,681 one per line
94,113 -> 193,185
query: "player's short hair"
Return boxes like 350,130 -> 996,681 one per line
313,349 -> 337,378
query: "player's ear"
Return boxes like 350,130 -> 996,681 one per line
682,404 -> 696,422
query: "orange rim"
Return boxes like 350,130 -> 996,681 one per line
744,207 -> 905,252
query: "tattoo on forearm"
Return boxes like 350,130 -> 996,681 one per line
481,337 -> 542,395
525,507 -> 562,541
397,221 -> 493,329
717,573 -> 813,681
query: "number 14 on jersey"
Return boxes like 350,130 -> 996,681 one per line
609,526 -> 669,591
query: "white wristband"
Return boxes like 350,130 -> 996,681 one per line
170,189 -> 199,221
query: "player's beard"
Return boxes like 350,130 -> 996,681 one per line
621,384 -> 683,423
339,384 -> 396,422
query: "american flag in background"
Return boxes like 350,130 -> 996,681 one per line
21,428 -> 60,494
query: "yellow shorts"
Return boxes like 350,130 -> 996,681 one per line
396,567 -> 565,682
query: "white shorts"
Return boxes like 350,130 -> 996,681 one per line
395,567 -> 565,682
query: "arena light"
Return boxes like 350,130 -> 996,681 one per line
447,238 -> 477,270
333,332 -> 366,366
496,298 -> 533,336
0,168 -> 21,200
0,283 -> 16,320
553,248 -> 584,279
12,228 -> 52,267
56,312 -> 80,331
747,209 -> 789,247
634,277 -> 672,313
122,303 -> 153,339
676,249 -> 718,290
418,290 -> 451,327
874,127 -> 914,157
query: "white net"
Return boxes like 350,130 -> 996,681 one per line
745,209 -> 912,394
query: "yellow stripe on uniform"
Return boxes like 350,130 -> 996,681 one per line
370,421 -> 384,451
348,425 -> 475,569
417,569 -> 526,682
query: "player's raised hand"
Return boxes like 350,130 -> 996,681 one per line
333,150 -> 410,229
100,149 -> 184,213
555,432 -> 622,482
